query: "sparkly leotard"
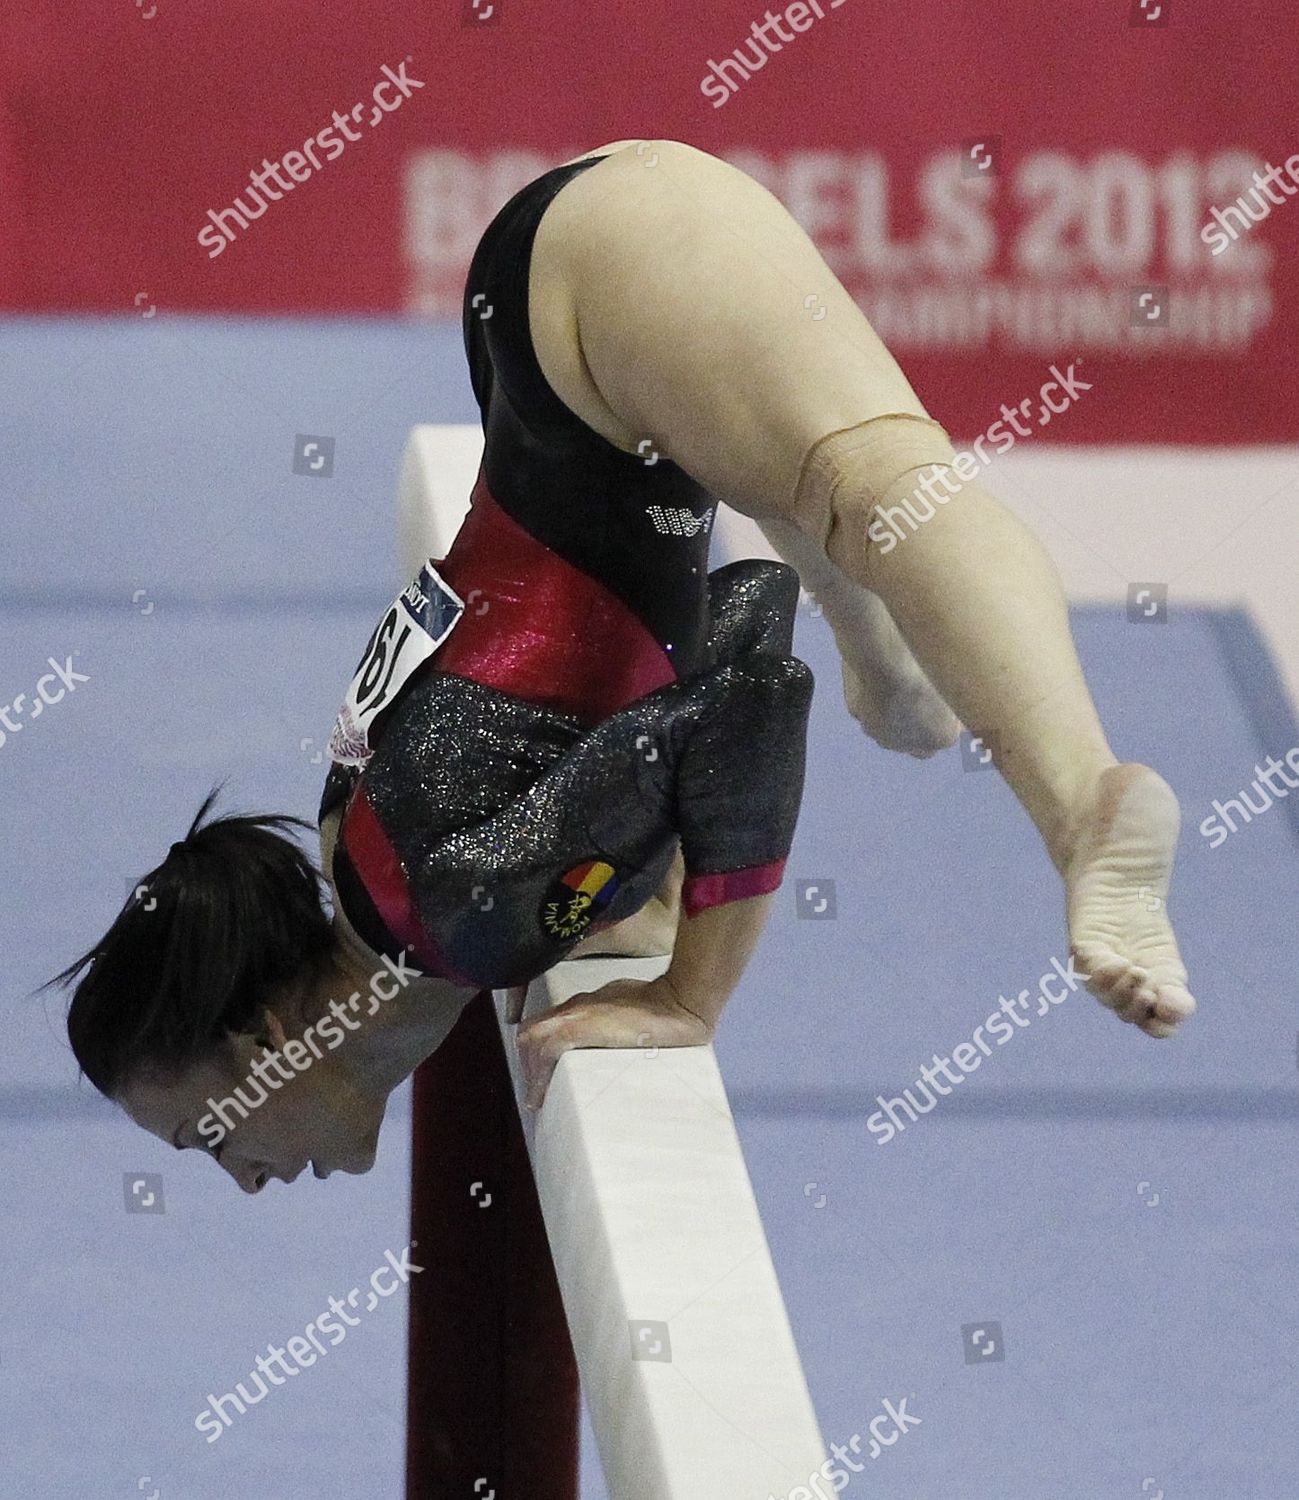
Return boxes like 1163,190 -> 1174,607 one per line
318,156 -> 813,989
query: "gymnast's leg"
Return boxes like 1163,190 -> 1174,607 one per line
706,552 -> 954,767
752,511 -> 961,757
528,140 -> 1195,1035
790,413 -> 1194,1036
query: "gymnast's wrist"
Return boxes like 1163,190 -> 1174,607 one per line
658,963 -> 729,1034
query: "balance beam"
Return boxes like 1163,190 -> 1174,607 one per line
401,424 -> 827,1497
495,961 -> 829,1498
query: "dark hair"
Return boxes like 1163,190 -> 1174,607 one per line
43,787 -> 335,1098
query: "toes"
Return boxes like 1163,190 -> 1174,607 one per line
1075,947 -> 1148,1009
850,664 -> 961,757
904,739 -> 946,761
1139,1015 -> 1180,1039
1152,983 -> 1196,1022
1077,949 -> 1194,1036
1106,966 -> 1151,1005
1116,993 -> 1155,1026
1117,982 -> 1195,1036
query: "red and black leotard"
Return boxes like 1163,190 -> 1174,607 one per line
319,155 -> 813,989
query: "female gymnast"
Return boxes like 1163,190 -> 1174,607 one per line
48,140 -> 1196,1194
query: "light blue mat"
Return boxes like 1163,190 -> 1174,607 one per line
3,321 -> 1294,1499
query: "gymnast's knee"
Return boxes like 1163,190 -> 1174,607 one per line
789,412 -> 960,577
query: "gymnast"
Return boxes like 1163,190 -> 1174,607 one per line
48,140 -> 1196,1193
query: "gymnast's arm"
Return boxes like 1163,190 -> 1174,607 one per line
517,643 -> 812,1107
567,844 -> 684,962
659,887 -> 777,1030
515,889 -> 777,1109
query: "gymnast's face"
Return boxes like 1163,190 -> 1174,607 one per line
117,1002 -> 387,1195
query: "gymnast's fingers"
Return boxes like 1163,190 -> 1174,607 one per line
517,1014 -> 573,1110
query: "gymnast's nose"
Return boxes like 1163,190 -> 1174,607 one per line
224,1157 -> 271,1194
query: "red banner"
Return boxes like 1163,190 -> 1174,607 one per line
2,0 -> 1296,442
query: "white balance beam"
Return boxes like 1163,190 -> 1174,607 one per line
397,424 -> 479,572
494,962 -> 829,1500
400,422 -> 828,1497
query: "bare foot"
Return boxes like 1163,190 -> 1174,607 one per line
840,655 -> 962,759
1062,762 -> 1197,1038
752,513 -> 960,757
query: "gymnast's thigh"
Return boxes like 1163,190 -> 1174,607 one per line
531,140 -> 939,520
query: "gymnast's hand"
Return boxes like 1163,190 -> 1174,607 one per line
514,975 -> 713,1110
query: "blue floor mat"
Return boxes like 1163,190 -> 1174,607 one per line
3,320 -> 1295,1499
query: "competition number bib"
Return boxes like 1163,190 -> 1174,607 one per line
327,561 -> 465,768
